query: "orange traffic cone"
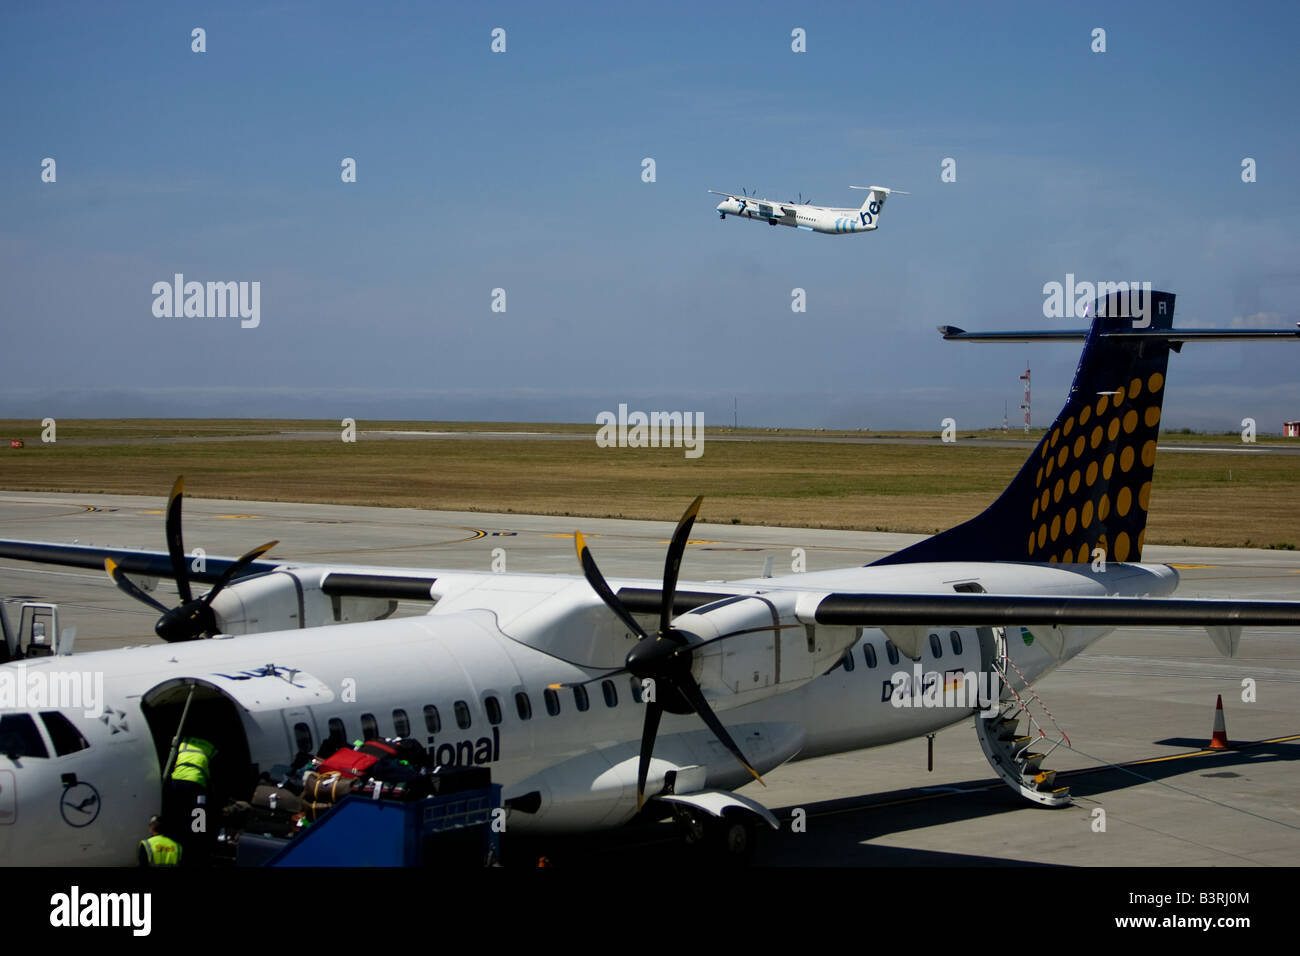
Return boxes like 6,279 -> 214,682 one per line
1208,694 -> 1232,750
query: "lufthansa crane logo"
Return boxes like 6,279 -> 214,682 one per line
60,781 -> 101,828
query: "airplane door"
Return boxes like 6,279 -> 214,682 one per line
281,707 -> 320,759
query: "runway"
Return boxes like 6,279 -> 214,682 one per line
2,490 -> 1298,866
33,428 -> 1300,455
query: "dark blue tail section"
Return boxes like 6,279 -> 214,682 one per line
874,290 -> 1175,566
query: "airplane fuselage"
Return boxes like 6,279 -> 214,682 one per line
715,197 -> 880,234
715,198 -> 882,234
0,559 -> 1176,864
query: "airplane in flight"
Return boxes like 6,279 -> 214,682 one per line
2,289 -> 1299,865
709,184 -> 907,234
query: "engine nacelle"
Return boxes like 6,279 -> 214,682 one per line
677,593 -> 857,711
207,568 -> 399,635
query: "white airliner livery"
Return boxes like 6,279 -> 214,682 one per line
710,185 -> 907,234
2,289 -> 1299,865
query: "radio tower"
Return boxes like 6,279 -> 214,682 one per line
1019,364 -> 1031,433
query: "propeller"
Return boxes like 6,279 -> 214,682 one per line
558,497 -> 764,810
103,476 -> 278,642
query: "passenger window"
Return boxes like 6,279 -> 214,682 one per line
885,640 -> 900,666
629,677 -> 643,703
454,700 -> 472,730
515,692 -> 532,720
328,717 -> 346,743
602,680 -> 618,708
40,712 -> 89,756
485,696 -> 502,726
573,685 -> 589,712
423,705 -> 441,734
949,630 -> 963,655
360,713 -> 378,740
544,688 -> 561,716
0,714 -> 48,759
862,643 -> 877,669
929,633 -> 943,658
841,649 -> 855,672
292,721 -> 313,755
392,709 -> 410,737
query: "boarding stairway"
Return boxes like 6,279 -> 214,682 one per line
974,627 -> 1072,807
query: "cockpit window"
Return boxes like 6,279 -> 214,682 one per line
0,714 -> 49,759
39,712 -> 89,756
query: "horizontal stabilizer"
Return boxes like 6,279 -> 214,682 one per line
938,326 -> 1300,343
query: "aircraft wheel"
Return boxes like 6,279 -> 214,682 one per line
768,219 -> 776,226
675,807 -> 755,864
719,212 -> 725,220
712,816 -> 754,858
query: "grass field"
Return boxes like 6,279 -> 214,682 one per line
0,419 -> 1296,547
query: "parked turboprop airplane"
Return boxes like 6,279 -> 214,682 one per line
2,289 -> 1298,865
709,184 -> 907,234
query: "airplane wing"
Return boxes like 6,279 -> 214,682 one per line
708,190 -> 740,199
802,591 -> 1300,628
619,586 -> 1300,660
0,538 -> 440,601
622,586 -> 1300,627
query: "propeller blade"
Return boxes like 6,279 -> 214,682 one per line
659,496 -> 703,641
575,531 -> 650,641
165,476 -> 193,604
636,700 -> 663,810
201,540 -> 278,606
104,558 -> 170,614
675,675 -> 764,787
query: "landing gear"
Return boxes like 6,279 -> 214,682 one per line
719,212 -> 725,220
673,806 -> 757,864
768,218 -> 777,226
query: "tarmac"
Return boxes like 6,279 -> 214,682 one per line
2,489 -> 1298,866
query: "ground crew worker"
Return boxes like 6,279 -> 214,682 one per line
138,815 -> 182,867
166,736 -> 218,864
171,736 -> 217,790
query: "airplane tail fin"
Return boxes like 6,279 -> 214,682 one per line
849,185 -> 906,230
874,288 -> 1174,567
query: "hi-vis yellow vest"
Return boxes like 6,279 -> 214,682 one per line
140,834 -> 182,866
171,738 -> 216,787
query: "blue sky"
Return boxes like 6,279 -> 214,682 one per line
3,1 -> 1298,431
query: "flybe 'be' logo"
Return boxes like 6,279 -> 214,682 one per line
430,727 -> 500,768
